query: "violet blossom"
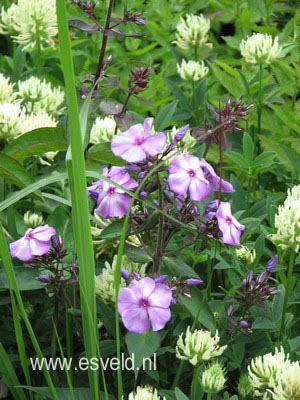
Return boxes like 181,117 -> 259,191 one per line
88,166 -> 138,219
200,158 -> 235,193
167,154 -> 211,201
216,202 -> 245,245
10,225 -> 56,262
111,118 -> 166,163
118,277 -> 172,334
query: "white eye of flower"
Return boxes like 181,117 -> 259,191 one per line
271,184 -> 300,252
173,13 -> 212,51
176,326 -> 227,365
240,33 -> 281,64
177,59 -> 209,82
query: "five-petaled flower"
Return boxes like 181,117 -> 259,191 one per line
10,224 -> 56,262
118,277 -> 173,334
216,202 -> 245,245
111,118 -> 166,163
88,166 -> 138,219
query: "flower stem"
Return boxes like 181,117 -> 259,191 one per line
207,393 -> 212,400
191,367 -> 198,400
280,251 -> 295,339
94,0 -> 114,85
256,63 -> 263,152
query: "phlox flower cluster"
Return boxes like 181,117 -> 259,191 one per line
0,0 -> 57,51
88,117 -> 244,246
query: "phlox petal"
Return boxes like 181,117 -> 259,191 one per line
121,307 -> 150,334
148,307 -> 171,331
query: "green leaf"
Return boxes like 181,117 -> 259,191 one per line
19,387 -> 114,400
175,387 -> 190,400
225,151 -> 250,169
0,266 -> 42,291
88,142 -> 126,166
243,132 -> 254,162
125,330 -> 161,377
210,64 -> 244,98
164,78 -> 190,110
180,287 -> 215,331
0,153 -> 34,187
124,244 -> 152,263
163,257 -> 200,278
100,218 -> 126,239
154,100 -> 178,131
270,104 -> 300,132
4,128 -> 67,161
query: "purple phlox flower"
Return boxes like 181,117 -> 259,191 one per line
10,225 -> 56,262
111,118 -> 166,163
92,166 -> 138,219
37,274 -> 51,283
154,275 -> 168,284
203,200 -> 218,221
121,268 -> 130,280
185,278 -> 203,286
216,202 -> 245,245
200,159 -> 235,193
118,277 -> 172,334
266,255 -> 278,274
126,164 -> 140,173
168,154 -> 211,201
174,125 -> 190,143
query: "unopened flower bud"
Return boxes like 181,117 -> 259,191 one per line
201,361 -> 227,394
266,255 -> 278,274
120,268 -> 130,280
37,274 -> 51,283
185,278 -> 203,286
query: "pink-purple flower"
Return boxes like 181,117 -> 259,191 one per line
10,225 -> 56,262
216,202 -> 245,245
111,118 -> 166,163
88,166 -> 138,219
168,154 -> 211,201
118,277 -> 173,334
200,158 -> 235,193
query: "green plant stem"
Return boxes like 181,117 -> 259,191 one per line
154,174 -> 164,274
280,251 -> 295,339
206,256 -> 212,301
207,393 -> 212,400
191,367 -> 198,400
51,295 -> 59,385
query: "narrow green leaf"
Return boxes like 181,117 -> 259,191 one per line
0,343 -> 27,400
243,132 -> 254,162
164,78 -> 190,110
4,128 -> 67,161
163,257 -> 200,278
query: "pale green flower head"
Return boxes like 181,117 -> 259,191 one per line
176,326 -> 227,365
10,0 -> 57,51
238,374 -> 255,399
236,246 -> 256,265
127,386 -> 166,400
271,184 -> 300,252
0,73 -> 16,102
39,151 -> 58,166
22,111 -> 57,133
201,361 -> 227,394
24,211 -> 44,228
0,4 -> 18,35
248,346 -> 291,398
240,33 -> 281,64
177,60 -> 209,82
90,116 -> 118,144
271,360 -> 300,400
0,102 -> 25,141
17,76 -> 64,115
173,13 -> 212,51
95,255 -> 147,304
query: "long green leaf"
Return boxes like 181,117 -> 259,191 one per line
55,1 -> 100,398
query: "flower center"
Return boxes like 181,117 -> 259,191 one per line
188,169 -> 196,177
226,216 -> 232,225
108,187 -> 116,195
134,137 -> 145,146
140,299 -> 149,308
